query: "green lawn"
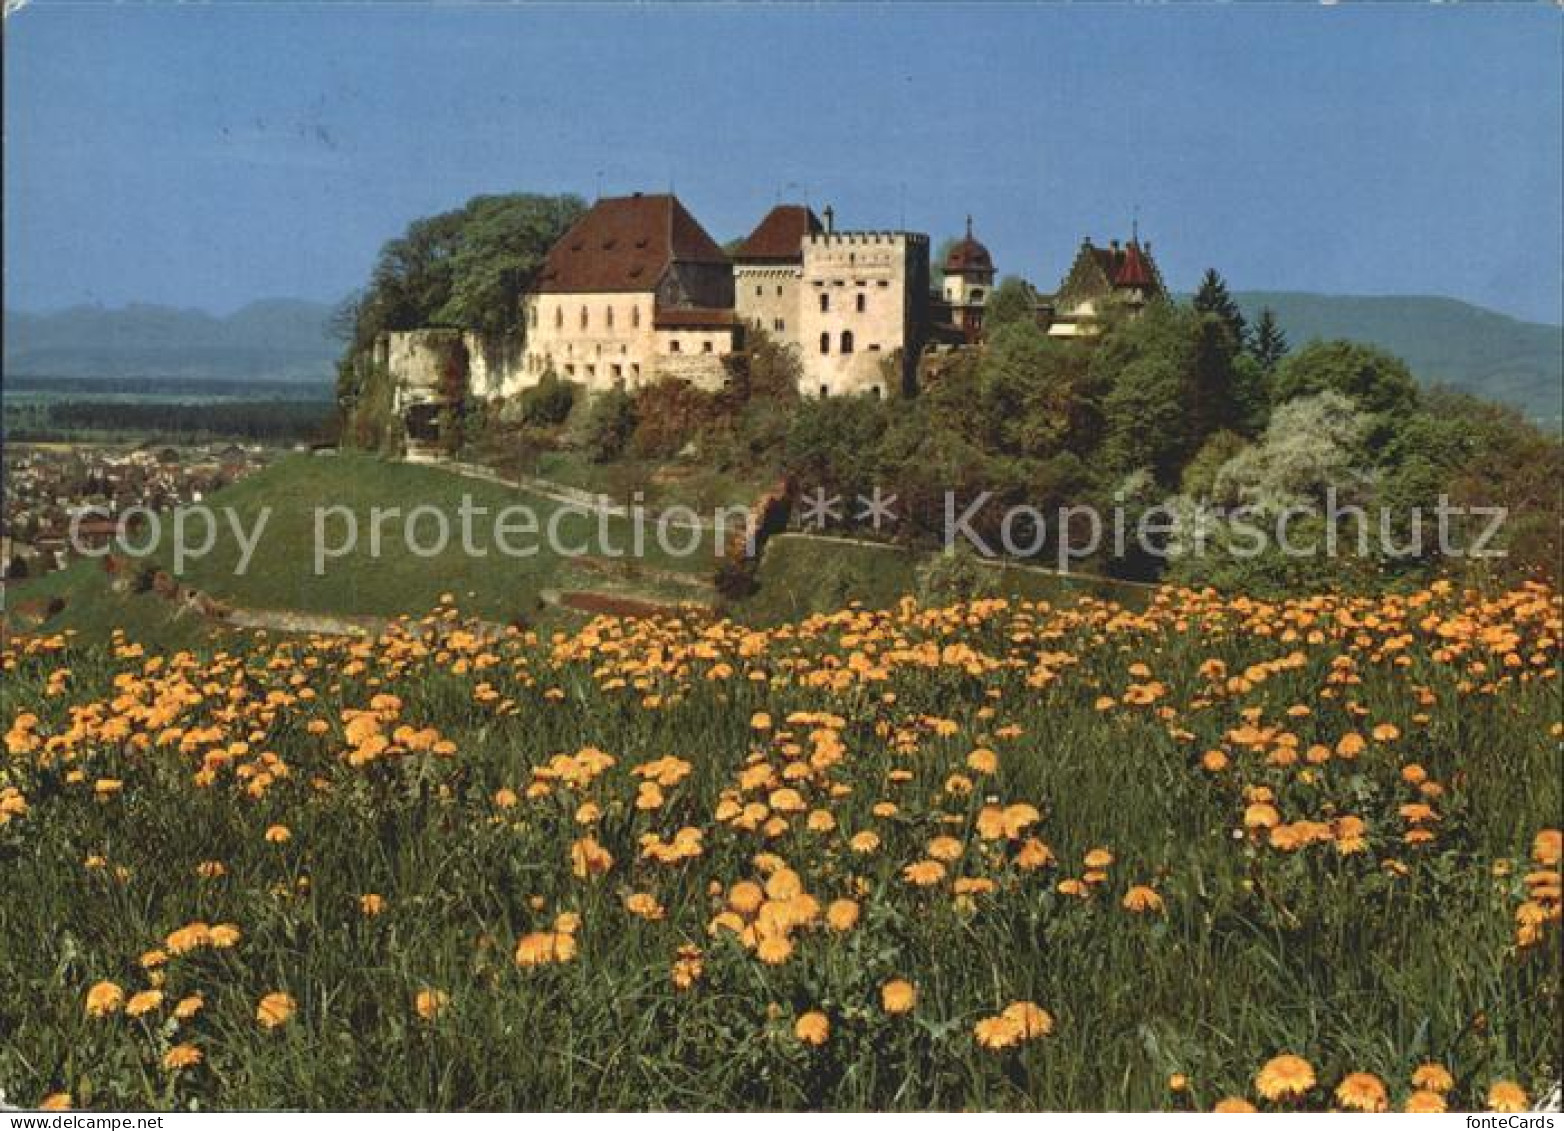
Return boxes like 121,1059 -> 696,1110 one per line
162,453 -> 731,623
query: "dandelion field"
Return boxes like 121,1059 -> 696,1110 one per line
1,583 -> 1559,1111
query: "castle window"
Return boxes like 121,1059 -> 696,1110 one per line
530,306 -> 538,329
855,293 -> 866,313
775,285 -> 783,296
819,332 -> 830,355
565,364 -> 576,376
819,384 -> 829,397
554,307 -> 564,329
586,364 -> 595,378
632,305 -> 641,328
606,306 -> 614,329
670,340 -> 681,353
773,318 -> 785,332
632,363 -> 641,378
580,306 -> 588,330
819,293 -> 830,313
840,331 -> 854,354
755,285 -> 763,297
702,341 -> 714,354
612,364 -> 623,379
870,386 -> 882,400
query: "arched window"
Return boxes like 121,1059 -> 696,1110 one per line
819,332 -> 830,355
819,293 -> 830,313
840,330 -> 854,354
855,293 -> 866,313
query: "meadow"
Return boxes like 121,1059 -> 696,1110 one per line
0,581 -> 1558,1110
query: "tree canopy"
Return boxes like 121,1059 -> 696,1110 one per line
337,193 -> 586,356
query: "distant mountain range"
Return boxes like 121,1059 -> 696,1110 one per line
4,293 -> 1559,422
1233,292 -> 1560,424
3,299 -> 340,384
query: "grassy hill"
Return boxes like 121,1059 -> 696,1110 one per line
1234,292 -> 1562,424
5,454 -> 729,648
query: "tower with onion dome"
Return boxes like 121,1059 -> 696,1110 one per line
941,217 -> 995,344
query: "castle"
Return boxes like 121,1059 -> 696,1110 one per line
382,192 -> 1163,440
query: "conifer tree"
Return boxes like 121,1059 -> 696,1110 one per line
1251,307 -> 1289,372
1192,268 -> 1247,347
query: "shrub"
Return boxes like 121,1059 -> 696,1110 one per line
581,388 -> 638,464
517,370 -> 578,428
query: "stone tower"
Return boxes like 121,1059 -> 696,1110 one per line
941,217 -> 995,344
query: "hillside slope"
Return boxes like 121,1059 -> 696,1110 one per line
1235,292 -> 1561,423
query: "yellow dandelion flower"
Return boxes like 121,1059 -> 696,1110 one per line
414,988 -> 450,1021
1411,1063 -> 1454,1094
162,1044 -> 203,1071
1255,1054 -> 1315,1102
794,1010 -> 830,1046
1334,1071 -> 1388,1112
1212,1097 -> 1256,1113
1122,885 -> 1164,914
1487,1081 -> 1528,1113
1404,1090 -> 1447,1113
256,991 -> 297,1030
825,899 -> 860,932
880,978 -> 917,1015
85,980 -> 124,1018
973,1014 -> 1022,1051
125,989 -> 164,1018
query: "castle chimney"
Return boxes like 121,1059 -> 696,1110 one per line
823,205 -> 835,235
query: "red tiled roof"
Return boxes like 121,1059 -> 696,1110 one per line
653,306 -> 737,329
535,193 -> 728,293
944,217 -> 993,274
1114,240 -> 1155,288
733,204 -> 822,262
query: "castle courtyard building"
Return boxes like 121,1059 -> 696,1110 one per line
520,193 -> 737,392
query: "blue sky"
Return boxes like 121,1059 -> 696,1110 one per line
5,3 -> 1561,323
